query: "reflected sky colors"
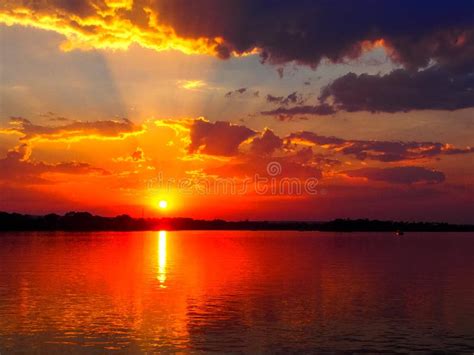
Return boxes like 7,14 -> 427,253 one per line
0,231 -> 473,352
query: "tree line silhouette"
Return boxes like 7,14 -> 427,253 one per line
0,211 -> 473,232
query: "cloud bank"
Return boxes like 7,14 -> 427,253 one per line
320,65 -> 474,113
1,0 -> 473,69
287,131 -> 474,162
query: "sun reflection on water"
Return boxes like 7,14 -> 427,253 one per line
157,230 -> 167,287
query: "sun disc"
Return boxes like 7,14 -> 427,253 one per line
158,200 -> 168,209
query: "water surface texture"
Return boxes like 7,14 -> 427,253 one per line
0,231 -> 473,352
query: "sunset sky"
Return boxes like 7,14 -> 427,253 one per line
0,0 -> 473,222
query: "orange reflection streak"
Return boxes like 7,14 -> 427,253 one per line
157,231 -> 167,286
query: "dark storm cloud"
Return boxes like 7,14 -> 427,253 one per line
152,0 -> 474,69
344,166 -> 446,184
320,65 -> 474,113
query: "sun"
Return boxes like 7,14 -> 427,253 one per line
158,200 -> 168,209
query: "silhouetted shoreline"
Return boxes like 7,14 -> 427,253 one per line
1,212 -> 473,232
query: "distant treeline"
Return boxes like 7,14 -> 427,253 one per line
0,212 -> 473,232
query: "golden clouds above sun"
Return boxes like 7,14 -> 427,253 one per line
0,1 -> 223,56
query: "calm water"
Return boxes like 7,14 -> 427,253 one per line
0,231 -> 473,353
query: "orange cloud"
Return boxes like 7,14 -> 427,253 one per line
0,143 -> 109,185
1,117 -> 145,143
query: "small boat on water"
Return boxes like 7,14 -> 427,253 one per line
395,230 -> 405,236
